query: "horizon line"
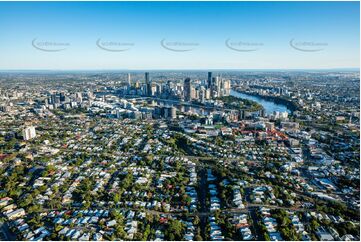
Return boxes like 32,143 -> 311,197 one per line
0,67 -> 359,72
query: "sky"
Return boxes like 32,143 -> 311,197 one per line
0,1 -> 359,70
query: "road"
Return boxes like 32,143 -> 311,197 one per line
247,207 -> 263,241
198,167 -> 208,240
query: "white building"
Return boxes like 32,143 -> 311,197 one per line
23,126 -> 36,140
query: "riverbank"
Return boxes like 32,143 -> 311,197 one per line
231,89 -> 298,114
216,95 -> 263,112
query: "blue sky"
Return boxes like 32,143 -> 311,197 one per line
0,1 -> 359,70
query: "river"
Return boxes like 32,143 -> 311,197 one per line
138,90 -> 291,116
230,90 -> 291,115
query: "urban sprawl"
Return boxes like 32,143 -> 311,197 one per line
0,70 -> 359,241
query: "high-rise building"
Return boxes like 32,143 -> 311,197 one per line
0,104 -> 11,112
135,81 -> 140,89
259,108 -> 266,117
75,92 -> 83,103
190,86 -> 196,100
150,83 -> 157,96
50,94 -> 57,104
205,88 -> 211,99
184,78 -> 191,101
145,72 -> 152,96
170,106 -> 177,119
145,72 -> 149,83
23,126 -> 36,140
199,86 -> 206,103
207,72 -> 212,88
87,91 -> 94,100
163,106 -> 177,119
59,92 -> 66,102
222,79 -> 231,96
211,77 -> 218,98
127,73 -> 131,87
216,76 -> 221,96
155,83 -> 162,96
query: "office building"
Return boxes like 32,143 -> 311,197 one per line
207,72 -> 212,88
145,72 -> 152,96
184,78 -> 191,101
127,73 -> 131,87
75,92 -> 83,103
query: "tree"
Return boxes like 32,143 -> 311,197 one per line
115,224 -> 126,239
195,233 -> 203,241
113,193 -> 121,203
168,233 -> 175,241
19,194 -> 33,207
165,220 -> 184,240
142,224 -> 151,240
280,216 -> 291,227
194,216 -> 200,225
310,219 -> 319,230
110,210 -> 124,224
264,232 -> 270,241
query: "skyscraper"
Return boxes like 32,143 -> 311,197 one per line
145,72 -> 149,84
184,78 -> 191,102
222,79 -> 231,96
59,92 -> 66,102
199,86 -> 206,103
145,72 -> 152,96
207,72 -> 212,88
75,92 -> 83,103
211,77 -> 218,98
127,73 -> 131,87
50,93 -> 57,104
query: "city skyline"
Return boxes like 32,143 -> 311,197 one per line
0,1 -> 359,70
